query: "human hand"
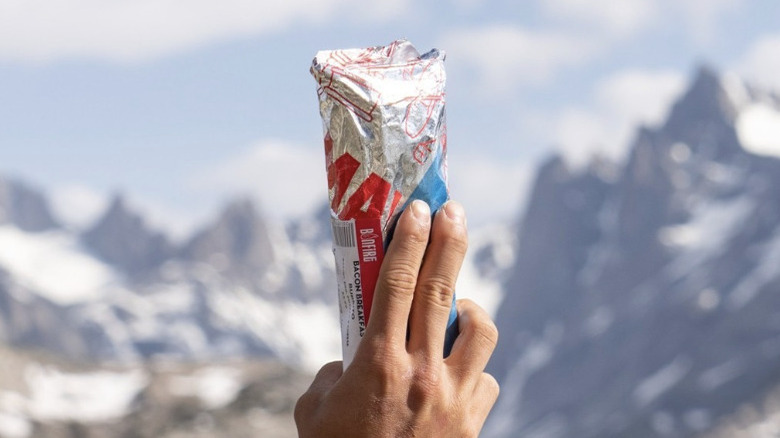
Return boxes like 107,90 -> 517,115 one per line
295,200 -> 499,437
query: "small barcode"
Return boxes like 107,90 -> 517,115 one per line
332,221 -> 356,247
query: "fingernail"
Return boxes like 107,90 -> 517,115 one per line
443,201 -> 466,225
411,200 -> 431,224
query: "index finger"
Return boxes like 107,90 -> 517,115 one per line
407,201 -> 468,358
362,200 -> 431,349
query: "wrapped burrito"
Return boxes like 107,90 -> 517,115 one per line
311,39 -> 457,367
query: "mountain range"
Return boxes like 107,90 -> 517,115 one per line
484,67 -> 780,438
0,181 -> 343,369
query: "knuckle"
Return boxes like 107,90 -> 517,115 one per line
474,319 -> 499,349
482,373 -> 500,399
417,275 -> 456,309
409,365 -> 441,408
381,264 -> 418,290
316,361 -> 341,379
357,345 -> 404,395
294,391 -> 316,423
396,222 -> 430,249
362,343 -> 396,372
456,297 -> 475,308
436,226 -> 468,254
377,265 -> 418,300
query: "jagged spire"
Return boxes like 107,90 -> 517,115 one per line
0,177 -> 59,232
81,193 -> 173,277
664,64 -> 737,132
181,197 -> 275,280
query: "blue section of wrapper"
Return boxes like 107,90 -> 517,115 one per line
393,153 -> 458,357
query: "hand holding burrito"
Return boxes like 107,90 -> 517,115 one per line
295,201 -> 500,438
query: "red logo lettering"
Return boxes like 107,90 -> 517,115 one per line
325,134 -> 402,221
340,173 -> 393,220
325,132 -> 361,211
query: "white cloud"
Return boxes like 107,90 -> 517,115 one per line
0,0 -> 408,63
674,0 -> 743,44
198,139 -> 327,219
540,0 -> 743,44
448,155 -> 533,226
553,69 -> 686,167
49,182 -> 207,239
595,70 -> 686,126
123,195 -> 208,242
49,183 -> 108,229
541,0 -> 658,37
449,0 -> 487,13
737,34 -> 780,92
553,109 -> 613,168
440,25 -> 599,96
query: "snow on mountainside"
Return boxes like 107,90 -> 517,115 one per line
726,73 -> 780,159
458,223 -> 516,318
485,66 -> 780,438
0,184 -> 342,369
0,226 -> 116,305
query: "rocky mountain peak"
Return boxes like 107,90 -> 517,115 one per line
0,177 -> 58,232
81,194 -> 174,278
181,198 -> 276,281
486,66 -> 780,438
668,65 -> 735,125
492,152 -> 612,346
662,65 -> 743,161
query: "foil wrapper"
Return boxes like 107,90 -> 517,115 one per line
311,39 -> 457,368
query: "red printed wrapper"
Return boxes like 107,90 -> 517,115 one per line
311,40 -> 456,368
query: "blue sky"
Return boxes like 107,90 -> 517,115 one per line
0,0 -> 778,233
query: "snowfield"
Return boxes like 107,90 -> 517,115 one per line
737,103 -> 780,158
0,226 -> 116,305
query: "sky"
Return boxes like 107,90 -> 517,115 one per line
0,0 -> 778,235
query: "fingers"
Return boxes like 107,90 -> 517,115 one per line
363,200 -> 431,349
408,201 -> 468,358
446,299 -> 498,380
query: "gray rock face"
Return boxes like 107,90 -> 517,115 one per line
0,177 -> 58,232
0,268 -> 93,357
486,68 -> 780,437
181,199 -> 276,285
81,195 -> 174,279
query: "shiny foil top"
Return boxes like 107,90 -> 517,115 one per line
311,39 -> 449,236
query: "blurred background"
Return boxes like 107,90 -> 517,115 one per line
1,1 -> 779,437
